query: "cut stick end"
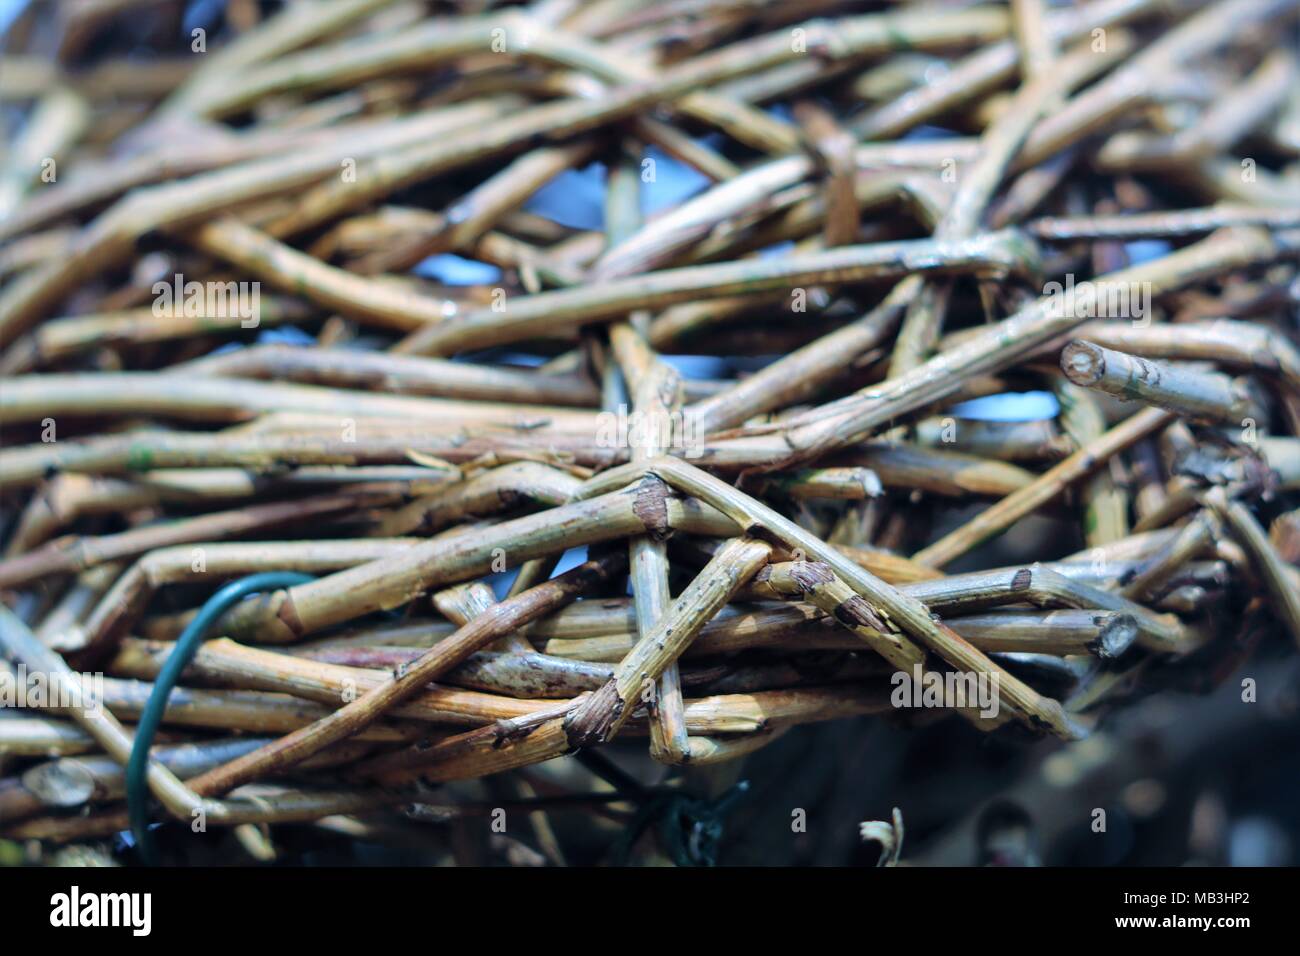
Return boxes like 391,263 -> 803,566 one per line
1061,339 -> 1105,386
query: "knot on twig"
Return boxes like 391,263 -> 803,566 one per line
802,21 -> 852,61
833,593 -> 891,634
753,560 -> 834,596
563,679 -> 624,749
632,474 -> 672,540
1175,434 -> 1277,501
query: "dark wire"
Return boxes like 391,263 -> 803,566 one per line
125,571 -> 315,865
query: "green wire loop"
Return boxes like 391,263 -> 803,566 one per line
125,571 -> 315,865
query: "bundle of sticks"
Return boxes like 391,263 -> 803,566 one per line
1,0 -> 1298,863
